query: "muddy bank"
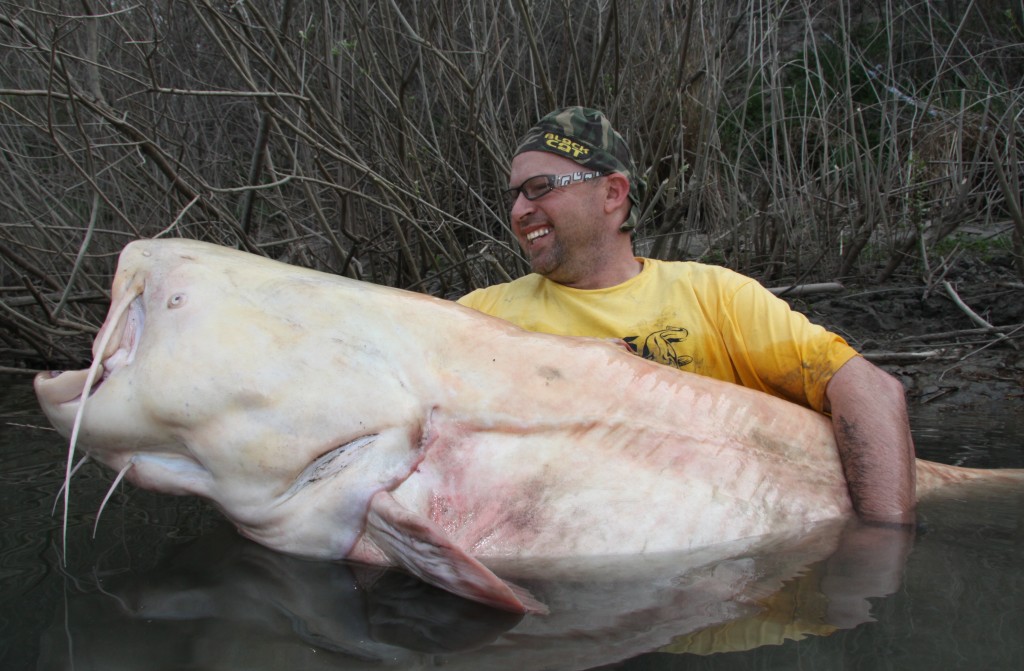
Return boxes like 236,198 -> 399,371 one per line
786,253 -> 1023,410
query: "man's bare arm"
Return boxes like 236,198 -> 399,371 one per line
824,356 -> 917,525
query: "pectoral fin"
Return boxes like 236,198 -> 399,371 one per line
365,490 -> 547,615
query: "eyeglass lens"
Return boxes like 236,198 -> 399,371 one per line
502,175 -> 552,211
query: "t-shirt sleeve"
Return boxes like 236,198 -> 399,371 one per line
456,288 -> 483,309
456,286 -> 501,315
718,279 -> 859,412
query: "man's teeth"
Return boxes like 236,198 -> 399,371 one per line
526,227 -> 551,242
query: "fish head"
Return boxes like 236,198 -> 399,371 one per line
34,239 -> 425,555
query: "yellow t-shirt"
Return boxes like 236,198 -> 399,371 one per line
457,258 -> 858,412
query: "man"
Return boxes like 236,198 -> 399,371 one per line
458,107 -> 916,526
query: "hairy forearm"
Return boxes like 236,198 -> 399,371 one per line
826,357 -> 917,525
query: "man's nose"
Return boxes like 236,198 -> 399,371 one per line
510,192 -> 536,226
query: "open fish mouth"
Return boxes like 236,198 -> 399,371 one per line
36,368 -> 106,405
35,291 -> 145,407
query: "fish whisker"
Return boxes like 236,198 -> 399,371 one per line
93,460 -> 134,538
62,278 -> 142,560
52,454 -> 91,516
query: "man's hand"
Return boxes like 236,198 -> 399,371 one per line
824,356 -> 917,525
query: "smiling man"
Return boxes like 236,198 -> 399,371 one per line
457,107 -> 916,526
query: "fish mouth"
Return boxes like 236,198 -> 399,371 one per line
35,294 -> 145,408
34,368 -> 105,406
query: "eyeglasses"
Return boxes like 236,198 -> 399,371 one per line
502,171 -> 604,211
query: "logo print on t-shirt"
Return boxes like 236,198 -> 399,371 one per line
622,327 -> 694,370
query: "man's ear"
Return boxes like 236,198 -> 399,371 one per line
602,172 -> 631,215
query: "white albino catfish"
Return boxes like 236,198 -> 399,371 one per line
34,239 -> 1023,613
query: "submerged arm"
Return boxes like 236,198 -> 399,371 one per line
824,356 -> 917,525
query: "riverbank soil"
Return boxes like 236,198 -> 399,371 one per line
786,252 -> 1023,409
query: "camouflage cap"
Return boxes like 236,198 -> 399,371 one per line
514,106 -> 645,231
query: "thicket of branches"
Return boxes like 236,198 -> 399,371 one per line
1,0 -> 1022,369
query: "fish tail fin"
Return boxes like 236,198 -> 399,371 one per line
916,460 -> 1024,496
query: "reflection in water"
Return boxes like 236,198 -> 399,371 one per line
37,520 -> 912,671
38,527 -> 522,669
1,380 -> 1022,670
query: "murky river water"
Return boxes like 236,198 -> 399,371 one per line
1,376 -> 1021,670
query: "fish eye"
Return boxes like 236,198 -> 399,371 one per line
167,293 -> 187,309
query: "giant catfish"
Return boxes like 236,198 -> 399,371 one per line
33,238 -> 1024,613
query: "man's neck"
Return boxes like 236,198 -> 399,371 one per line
552,257 -> 643,290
